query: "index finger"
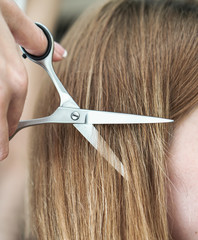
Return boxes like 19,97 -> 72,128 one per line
1,0 -> 48,56
1,0 -> 67,61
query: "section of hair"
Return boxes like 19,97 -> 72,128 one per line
29,1 -> 198,239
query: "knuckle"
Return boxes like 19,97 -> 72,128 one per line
8,65 -> 28,96
15,70 -> 28,93
0,59 -> 28,102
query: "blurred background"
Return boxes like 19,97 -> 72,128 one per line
16,0 -> 102,40
56,0 -> 101,41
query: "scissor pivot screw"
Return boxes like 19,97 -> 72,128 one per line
71,111 -> 80,121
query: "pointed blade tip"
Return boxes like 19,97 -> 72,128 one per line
159,118 -> 174,123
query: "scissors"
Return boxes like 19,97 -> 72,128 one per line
10,23 -> 173,179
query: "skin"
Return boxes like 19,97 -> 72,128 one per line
168,106 -> 198,240
0,0 -> 65,160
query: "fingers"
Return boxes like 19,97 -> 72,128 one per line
0,60 -> 28,160
0,0 -> 67,160
53,42 -> 67,62
1,0 -> 47,56
1,0 -> 67,60
7,66 -> 28,137
0,75 -> 27,160
0,10 -> 28,160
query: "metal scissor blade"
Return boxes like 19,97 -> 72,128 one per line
85,110 -> 173,124
74,124 -> 127,179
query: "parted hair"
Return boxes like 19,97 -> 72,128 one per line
29,0 -> 198,239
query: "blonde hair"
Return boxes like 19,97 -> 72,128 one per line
29,0 -> 198,239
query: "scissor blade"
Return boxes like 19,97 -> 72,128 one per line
85,111 -> 173,124
74,124 -> 126,179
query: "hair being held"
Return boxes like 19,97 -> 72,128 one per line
29,1 -> 198,239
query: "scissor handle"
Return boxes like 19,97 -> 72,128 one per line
20,23 -> 78,108
21,23 -> 53,61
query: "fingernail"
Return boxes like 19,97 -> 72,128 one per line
55,42 -> 67,59
62,49 -> 67,58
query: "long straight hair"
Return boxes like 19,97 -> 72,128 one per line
29,1 -> 198,239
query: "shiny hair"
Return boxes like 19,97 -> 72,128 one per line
29,0 -> 198,239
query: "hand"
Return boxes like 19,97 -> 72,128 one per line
0,0 -> 66,160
